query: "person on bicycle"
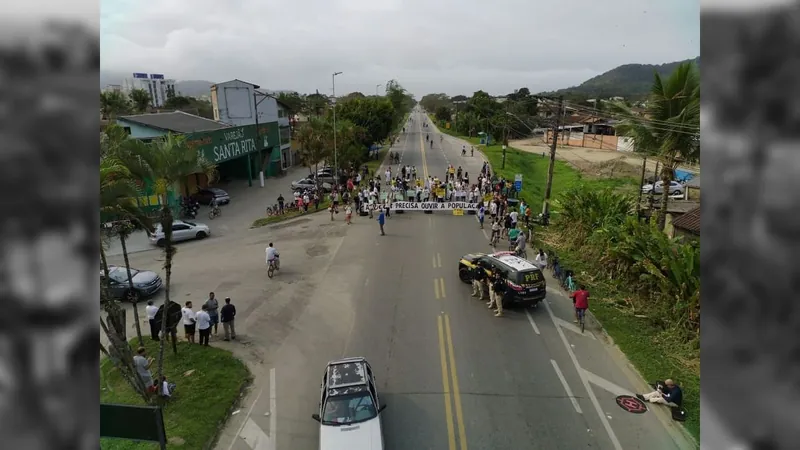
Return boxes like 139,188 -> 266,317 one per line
266,243 -> 280,271
508,226 -> 521,248
570,285 -> 589,324
490,219 -> 501,245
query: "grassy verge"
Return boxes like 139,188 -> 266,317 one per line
438,119 -> 699,443
251,199 -> 332,228
100,339 -> 251,449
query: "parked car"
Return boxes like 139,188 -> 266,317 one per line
312,357 -> 387,450
292,178 -> 332,192
641,180 -> 685,196
100,265 -> 163,302
312,168 -> 339,185
149,220 -> 211,247
192,187 -> 230,205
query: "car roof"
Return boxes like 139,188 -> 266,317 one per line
487,252 -> 540,272
326,357 -> 369,396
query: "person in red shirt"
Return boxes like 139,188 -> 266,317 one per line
570,285 -> 590,323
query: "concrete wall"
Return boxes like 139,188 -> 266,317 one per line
114,118 -> 168,140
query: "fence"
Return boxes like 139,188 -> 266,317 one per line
545,130 -> 620,151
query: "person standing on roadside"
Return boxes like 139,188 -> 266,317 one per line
471,264 -> 487,300
377,208 -> 386,235
196,304 -> 212,346
277,194 -> 285,214
221,297 -> 237,341
345,204 -> 353,224
489,271 -> 506,317
478,204 -> 485,229
133,347 -> 154,390
181,301 -> 196,343
145,300 -> 159,341
205,292 -> 219,336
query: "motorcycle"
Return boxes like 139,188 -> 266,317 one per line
180,198 -> 199,219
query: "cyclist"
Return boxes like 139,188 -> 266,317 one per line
440,135 -> 443,143
508,226 -> 521,249
490,219 -> 501,246
514,227 -> 527,258
265,242 -> 280,271
570,285 -> 590,324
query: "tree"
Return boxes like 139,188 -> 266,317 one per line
610,62 -> 700,230
100,90 -> 131,119
114,134 -> 217,387
434,105 -> 452,122
384,79 -> 414,123
129,88 -> 151,113
420,93 -> 451,112
330,96 -> 395,149
343,92 -> 366,101
295,117 -> 332,187
277,91 -> 305,116
164,95 -> 192,110
305,92 -> 330,116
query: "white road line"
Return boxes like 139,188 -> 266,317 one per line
240,419 -> 270,450
583,368 -> 635,397
437,253 -> 442,267
551,359 -> 582,414
227,386 -> 265,450
525,309 -> 541,335
554,317 -> 597,340
364,278 -> 369,287
269,367 -> 277,449
433,255 -> 437,268
544,301 -> 623,450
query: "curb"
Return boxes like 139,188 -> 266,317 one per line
205,364 -> 254,450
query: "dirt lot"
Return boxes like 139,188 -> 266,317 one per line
510,138 -> 697,180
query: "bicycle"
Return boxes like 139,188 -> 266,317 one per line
267,259 -> 279,278
208,205 -> 221,220
490,231 -> 500,247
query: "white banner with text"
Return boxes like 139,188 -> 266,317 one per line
393,202 -> 479,211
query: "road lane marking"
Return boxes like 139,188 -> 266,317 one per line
524,309 -> 541,335
444,315 -> 468,450
418,112 -> 429,179
439,278 -> 447,298
554,317 -> 597,340
583,368 -> 635,397
435,279 -> 441,299
544,301 -> 623,450
437,315 -> 457,450
269,367 -> 276,449
240,418 -> 271,450
227,385 -> 265,450
437,253 -> 442,268
551,359 -> 583,414
433,255 -> 438,268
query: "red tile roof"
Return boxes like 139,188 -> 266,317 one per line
671,206 -> 700,234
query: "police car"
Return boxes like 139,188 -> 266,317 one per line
458,251 -> 547,307
312,357 -> 387,450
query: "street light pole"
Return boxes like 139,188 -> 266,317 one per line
542,96 -> 564,216
332,71 -> 342,186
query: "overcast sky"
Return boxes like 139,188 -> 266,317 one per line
100,0 -> 699,98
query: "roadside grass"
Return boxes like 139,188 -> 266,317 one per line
100,339 -> 251,449
439,119 -> 700,444
251,199 -> 332,228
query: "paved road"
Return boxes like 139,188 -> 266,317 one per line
116,109 -> 692,450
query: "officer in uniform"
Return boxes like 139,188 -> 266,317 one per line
488,271 -> 506,317
471,264 -> 487,300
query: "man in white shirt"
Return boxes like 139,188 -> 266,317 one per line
145,300 -> 160,341
509,210 -> 519,229
181,301 -> 196,344
534,248 -> 547,269
196,304 -> 212,346
266,242 -> 280,270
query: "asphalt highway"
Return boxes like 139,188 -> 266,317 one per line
216,108 -> 693,450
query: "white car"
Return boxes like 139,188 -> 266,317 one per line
641,180 -> 684,196
149,220 -> 210,247
312,357 -> 386,450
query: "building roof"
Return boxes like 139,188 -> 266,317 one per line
117,111 -> 229,133
671,206 -> 700,234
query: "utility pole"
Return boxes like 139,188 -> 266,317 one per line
502,101 -> 509,169
636,156 -> 647,215
542,96 -> 563,216
332,71 -> 342,186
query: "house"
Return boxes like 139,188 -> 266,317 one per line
115,111 -> 229,140
668,206 -> 700,241
685,175 -> 701,200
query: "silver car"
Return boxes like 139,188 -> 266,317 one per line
149,220 -> 211,247
641,180 -> 685,196
100,265 -> 163,302
292,178 -> 332,192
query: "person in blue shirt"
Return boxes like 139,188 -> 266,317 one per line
478,205 -> 485,229
638,379 -> 683,407
377,209 -> 386,236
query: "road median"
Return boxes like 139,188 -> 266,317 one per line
251,199 -> 333,228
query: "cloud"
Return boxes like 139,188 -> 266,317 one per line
100,0 -> 699,97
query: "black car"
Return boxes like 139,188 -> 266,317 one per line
458,251 -> 547,307
100,265 -> 163,302
192,187 -> 230,205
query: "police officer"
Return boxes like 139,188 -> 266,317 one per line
488,271 -> 506,317
471,264 -> 487,300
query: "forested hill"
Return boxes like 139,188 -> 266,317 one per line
542,56 -> 700,101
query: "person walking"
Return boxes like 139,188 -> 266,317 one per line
145,300 -> 159,341
196,304 -> 212,346
181,301 -> 196,343
133,347 -> 154,390
345,204 -> 353,224
205,292 -> 220,336
377,208 -> 386,236
478,204 -> 485,229
221,297 -> 237,341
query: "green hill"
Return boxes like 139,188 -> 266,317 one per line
543,57 -> 700,101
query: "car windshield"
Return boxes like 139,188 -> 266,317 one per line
108,267 -> 139,283
181,221 -> 196,227
322,392 -> 377,426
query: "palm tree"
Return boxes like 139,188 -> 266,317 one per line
129,88 -> 151,114
100,90 -> 131,120
610,62 -> 700,230
116,133 -> 217,385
